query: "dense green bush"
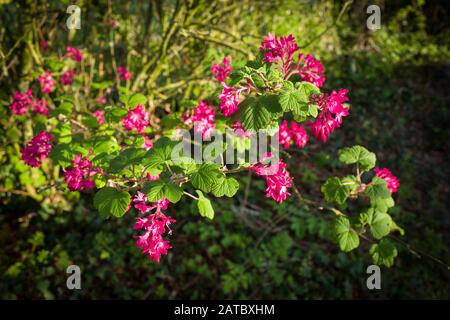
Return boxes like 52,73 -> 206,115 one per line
1,0 -> 449,299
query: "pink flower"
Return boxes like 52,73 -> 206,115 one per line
210,57 -> 232,83
93,110 -> 105,125
374,168 -> 400,194
38,71 -> 56,93
294,53 -> 325,87
142,134 -> 153,150
121,104 -> 149,133
60,70 -> 76,85
218,85 -> 242,117
117,66 -> 132,81
10,90 -> 33,115
277,120 -> 308,148
133,194 -> 175,263
64,154 -> 101,191
184,101 -> 216,138
278,120 -> 292,148
32,98 -> 49,115
21,131 -> 53,167
65,46 -> 83,62
260,33 -> 299,74
146,173 -> 160,181
96,96 -> 106,104
310,89 -> 349,142
251,160 -> 293,203
232,121 -> 252,138
290,122 -> 308,148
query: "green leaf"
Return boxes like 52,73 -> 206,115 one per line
127,93 -> 147,108
51,123 -> 72,143
189,163 -> 222,193
51,102 -> 73,117
143,179 -> 183,203
93,188 -> 131,219
334,216 -> 360,252
371,195 -> 395,212
50,144 -> 87,168
105,106 -> 128,123
338,145 -> 376,171
321,177 -> 351,205
237,97 -> 271,131
370,239 -> 398,267
211,176 -> 240,197
364,177 -> 391,202
196,190 -> 215,219
142,137 -> 177,169
279,81 -> 319,117
109,147 -> 147,173
88,135 -> 120,154
366,208 -> 392,239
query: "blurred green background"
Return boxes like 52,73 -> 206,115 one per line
0,0 -> 449,299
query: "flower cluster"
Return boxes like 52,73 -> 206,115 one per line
38,71 -> 56,93
260,33 -> 298,74
93,109 -> 105,125
210,57 -> 232,83
374,167 -> 400,194
21,131 -> 54,167
183,101 -> 216,138
251,158 -> 293,203
117,66 -> 132,81
133,192 -> 175,263
32,99 -> 49,115
278,120 -> 308,148
294,53 -> 325,88
60,70 -> 76,86
64,154 -> 101,191
259,33 -> 326,87
218,85 -> 243,117
65,46 -> 83,63
121,104 -> 149,133
10,90 -> 33,115
310,89 -> 349,142
9,90 -> 49,115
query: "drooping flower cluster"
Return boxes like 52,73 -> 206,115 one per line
251,157 -> 293,203
9,90 -> 49,115
10,90 -> 33,115
310,89 -> 349,142
183,101 -> 216,138
38,71 -> 56,93
93,109 -> 105,125
64,154 -> 101,191
294,53 -> 325,88
117,66 -> 131,81
133,192 -> 175,263
32,99 -> 49,115
65,46 -> 83,62
60,70 -> 76,85
218,85 -> 243,117
260,33 -> 298,74
374,167 -> 400,194
278,120 -> 308,148
259,33 -> 326,86
121,104 -> 149,133
210,57 -> 232,83
21,131 -> 53,167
